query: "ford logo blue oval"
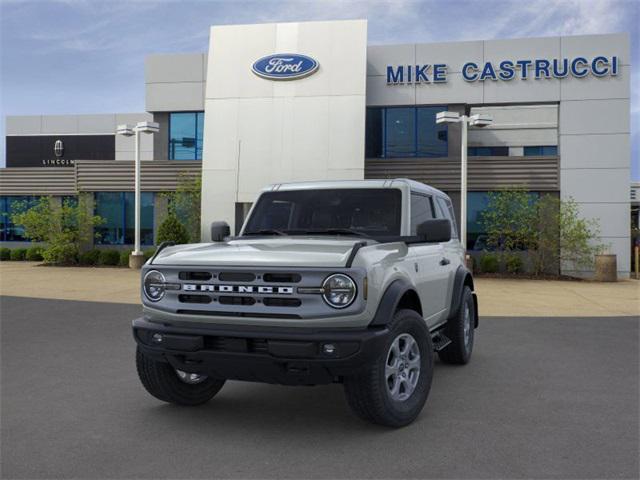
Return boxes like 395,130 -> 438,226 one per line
252,53 -> 319,80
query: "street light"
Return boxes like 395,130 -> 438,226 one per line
116,121 -> 159,268
436,111 -> 492,251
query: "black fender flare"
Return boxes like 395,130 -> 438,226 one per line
448,265 -> 479,327
369,278 -> 418,327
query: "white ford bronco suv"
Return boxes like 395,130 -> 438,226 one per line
133,179 -> 478,427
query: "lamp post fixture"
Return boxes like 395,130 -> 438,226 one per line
116,121 -> 159,268
436,111 -> 492,251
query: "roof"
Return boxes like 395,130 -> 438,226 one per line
263,178 -> 447,198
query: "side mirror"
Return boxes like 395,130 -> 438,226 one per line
210,221 -> 230,242
417,218 -> 451,243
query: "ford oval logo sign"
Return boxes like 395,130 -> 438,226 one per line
252,53 -> 319,80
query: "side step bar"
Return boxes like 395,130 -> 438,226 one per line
431,332 -> 451,352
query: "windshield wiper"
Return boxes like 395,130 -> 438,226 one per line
243,229 -> 288,236
302,228 -> 370,238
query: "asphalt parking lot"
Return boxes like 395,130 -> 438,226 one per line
1,296 -> 638,479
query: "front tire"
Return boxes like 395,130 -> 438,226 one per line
343,309 -> 433,427
136,347 -> 225,406
438,285 -> 475,365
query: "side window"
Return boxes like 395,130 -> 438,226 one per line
436,197 -> 459,239
410,193 -> 434,235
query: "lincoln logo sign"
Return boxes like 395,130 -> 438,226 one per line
54,139 -> 64,158
252,53 -> 319,80
386,55 -> 620,84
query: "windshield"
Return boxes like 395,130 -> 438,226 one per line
242,188 -> 402,237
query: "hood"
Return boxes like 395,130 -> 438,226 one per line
151,237 -> 368,268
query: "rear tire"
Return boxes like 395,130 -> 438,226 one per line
343,309 -> 433,427
136,347 -> 225,406
438,286 -> 475,365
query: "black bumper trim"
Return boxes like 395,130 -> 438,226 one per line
132,317 -> 390,385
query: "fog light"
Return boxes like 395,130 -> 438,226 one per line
152,333 -> 163,344
323,343 -> 336,355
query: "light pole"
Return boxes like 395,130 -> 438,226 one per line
116,121 -> 159,268
436,111 -> 492,251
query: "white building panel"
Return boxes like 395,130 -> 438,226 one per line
560,65 -> 630,101
366,44 -> 415,77
560,99 -> 629,135
415,73 -> 483,105
560,168 -> 629,204
146,82 -> 205,112
201,20 -> 367,236
560,134 -> 630,169
415,40 -> 484,73
41,115 -> 78,134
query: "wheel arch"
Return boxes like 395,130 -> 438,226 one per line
449,265 -> 479,328
369,279 -> 423,326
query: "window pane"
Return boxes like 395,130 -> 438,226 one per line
385,108 -> 415,157
365,108 -> 383,158
169,113 -> 197,160
467,192 -> 490,251
124,192 -> 154,245
417,107 -> 447,157
196,112 -> 205,160
436,197 -> 458,239
2,196 -> 37,242
95,192 -> 124,245
410,193 -> 434,234
541,145 -> 558,156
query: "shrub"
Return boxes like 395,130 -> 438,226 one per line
157,213 -> 189,245
79,249 -> 101,265
505,253 -> 524,274
43,244 -> 78,265
119,250 -> 130,267
99,249 -> 121,266
11,196 -> 104,265
0,248 -> 10,261
479,253 -> 499,273
163,174 -> 201,242
25,246 -> 44,261
10,248 -> 27,261
143,249 -> 156,261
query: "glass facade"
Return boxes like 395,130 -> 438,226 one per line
169,112 -> 204,160
95,192 -> 154,245
467,191 -> 540,251
0,196 -> 39,242
365,106 -> 448,158
468,146 -> 509,156
524,145 -> 558,156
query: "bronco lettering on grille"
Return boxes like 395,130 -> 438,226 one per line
182,284 -> 293,295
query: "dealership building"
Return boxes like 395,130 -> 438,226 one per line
0,20 -> 632,277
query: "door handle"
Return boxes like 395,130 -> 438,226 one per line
439,258 -> 450,266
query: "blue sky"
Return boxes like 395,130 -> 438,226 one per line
1,0 -> 638,178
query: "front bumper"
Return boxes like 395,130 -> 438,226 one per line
132,317 -> 390,385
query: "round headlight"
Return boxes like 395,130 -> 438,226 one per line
143,270 -> 166,302
322,274 -> 357,309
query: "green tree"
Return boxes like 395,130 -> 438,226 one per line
163,173 -> 201,242
157,213 -> 190,245
11,197 -> 104,265
480,189 -> 537,252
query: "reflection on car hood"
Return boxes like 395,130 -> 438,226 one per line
151,237 -> 370,268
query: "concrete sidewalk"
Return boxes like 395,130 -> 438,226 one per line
0,262 -> 638,317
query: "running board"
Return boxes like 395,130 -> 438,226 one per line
431,333 -> 451,352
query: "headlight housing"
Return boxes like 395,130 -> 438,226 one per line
322,273 -> 357,309
143,270 -> 166,302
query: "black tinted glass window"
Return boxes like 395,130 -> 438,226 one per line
244,189 -> 402,237
410,193 -> 434,235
